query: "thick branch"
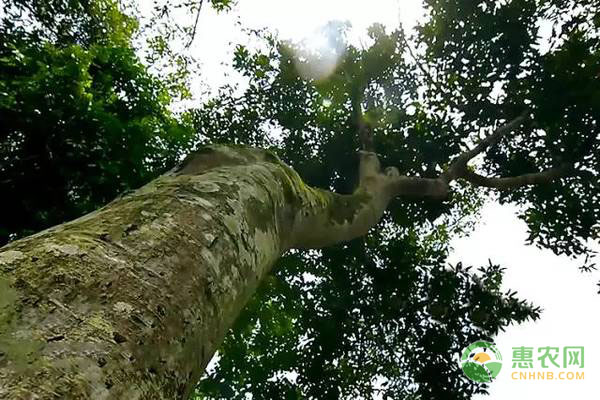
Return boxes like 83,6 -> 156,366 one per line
288,151 -> 394,248
441,111 -> 529,183
460,164 -> 573,190
389,176 -> 449,200
368,110 -> 573,201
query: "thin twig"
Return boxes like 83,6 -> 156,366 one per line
185,0 -> 205,48
351,85 -> 375,152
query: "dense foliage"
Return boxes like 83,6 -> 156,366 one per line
418,0 -> 600,269
0,0 -> 194,244
192,24 -> 540,400
2,0 -> 598,399
192,1 -> 599,398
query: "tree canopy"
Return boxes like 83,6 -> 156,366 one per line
1,0 -> 599,399
0,0 -> 196,244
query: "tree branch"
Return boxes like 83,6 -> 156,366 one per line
185,0 -> 204,48
389,176 -> 448,200
351,84 -> 375,152
347,85 -> 567,205
381,110 -> 574,200
460,164 -> 573,190
441,111 -> 529,183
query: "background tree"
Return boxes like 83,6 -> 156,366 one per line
416,0 -> 600,270
0,0 -> 197,245
0,0 -> 236,245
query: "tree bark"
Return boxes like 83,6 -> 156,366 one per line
0,145 -> 395,399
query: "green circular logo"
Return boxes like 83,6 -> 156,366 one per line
460,341 -> 503,383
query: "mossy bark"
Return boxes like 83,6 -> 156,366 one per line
0,145 -> 395,399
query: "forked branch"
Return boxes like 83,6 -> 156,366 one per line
460,164 -> 573,190
350,108 -> 575,201
440,110 -> 530,183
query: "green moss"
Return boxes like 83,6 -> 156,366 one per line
177,144 -> 285,176
0,277 -> 17,329
270,156 -> 371,227
246,197 -> 275,234
276,163 -> 321,208
262,149 -> 283,164
328,191 -> 372,225
0,278 -> 16,312
71,312 -> 114,341
0,279 -> 44,370
0,336 -> 44,370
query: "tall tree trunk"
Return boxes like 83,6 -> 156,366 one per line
0,145 -> 396,399
0,88 -> 557,398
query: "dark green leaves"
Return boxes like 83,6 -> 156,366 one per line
0,1 -> 194,245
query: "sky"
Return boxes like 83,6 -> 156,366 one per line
451,203 -> 600,399
180,1 -> 599,398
